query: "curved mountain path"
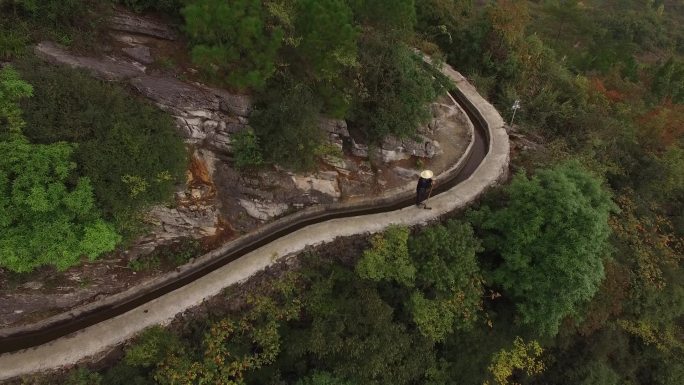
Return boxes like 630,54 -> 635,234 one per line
0,60 -> 509,381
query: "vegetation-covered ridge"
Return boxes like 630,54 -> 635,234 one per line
46,160 -> 616,385
1,0 -> 444,171
0,0 -> 446,273
0,60 -> 187,272
2,0 -> 683,384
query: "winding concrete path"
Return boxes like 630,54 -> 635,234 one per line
0,61 -> 508,381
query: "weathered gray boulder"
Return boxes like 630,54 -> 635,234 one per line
350,138 -> 369,158
109,10 -> 177,40
130,75 -> 220,112
238,199 -> 289,221
319,118 -> 350,137
291,173 -> 341,199
381,134 -> 441,160
211,88 -> 252,117
146,205 -> 219,241
319,118 -> 349,149
122,45 -> 153,64
35,42 -> 142,81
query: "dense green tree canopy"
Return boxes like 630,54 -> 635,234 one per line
471,162 -> 616,336
356,225 -> 415,286
18,61 -> 186,233
182,0 -> 284,89
408,220 -> 484,340
0,66 -> 120,272
286,266 -> 438,385
351,33 -> 441,141
292,0 -> 358,117
0,137 -> 121,272
357,221 -> 484,341
250,78 -> 325,170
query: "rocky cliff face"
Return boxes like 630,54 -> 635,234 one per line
32,7 -> 470,255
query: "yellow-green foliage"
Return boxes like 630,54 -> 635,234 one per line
17,60 -> 186,235
356,225 -> 416,286
485,337 -> 544,385
0,66 -> 120,272
123,276 -> 301,385
182,0 -> 284,89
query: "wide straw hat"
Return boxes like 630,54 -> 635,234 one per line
420,170 -> 434,179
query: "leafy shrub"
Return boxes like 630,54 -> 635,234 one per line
251,77 -> 325,170
347,0 -> 416,33
232,128 -> 264,170
16,60 -> 186,236
350,33 -> 442,142
0,0 -> 90,28
115,0 -> 185,15
182,0 -> 284,89
470,162 -> 616,336
356,225 -> 415,286
168,238 -> 200,265
127,239 -> 200,271
127,255 -> 161,272
292,0 -> 359,117
64,367 -> 103,385
0,26 -> 29,60
125,326 -> 184,368
0,66 -> 120,272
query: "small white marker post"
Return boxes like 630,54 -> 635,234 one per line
510,99 -> 521,127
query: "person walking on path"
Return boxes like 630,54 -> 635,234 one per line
416,170 -> 435,209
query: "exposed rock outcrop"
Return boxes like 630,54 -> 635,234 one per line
35,41 -> 143,81
30,9 -> 473,255
379,134 -> 441,162
122,45 -> 153,64
238,200 -> 289,221
109,10 -> 177,40
291,172 -> 342,199
35,41 -> 252,153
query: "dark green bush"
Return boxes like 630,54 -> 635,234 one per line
0,0 -> 104,50
0,0 -> 90,28
115,0 -> 185,15
0,26 -> 29,60
232,128 -> 264,170
181,0 -> 284,89
1,66 -> 121,273
102,364 -> 152,385
64,367 -> 103,385
349,32 -> 442,142
16,60 -> 187,235
251,77 -> 324,171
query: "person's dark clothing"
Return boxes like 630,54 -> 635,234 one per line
416,177 -> 433,205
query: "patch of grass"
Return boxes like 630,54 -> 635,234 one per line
155,56 -> 176,71
0,26 -> 29,60
128,239 -> 201,272
168,239 -> 201,265
128,255 -> 162,272
0,0 -> 108,54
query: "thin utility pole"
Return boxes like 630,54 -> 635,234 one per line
510,99 -> 521,127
